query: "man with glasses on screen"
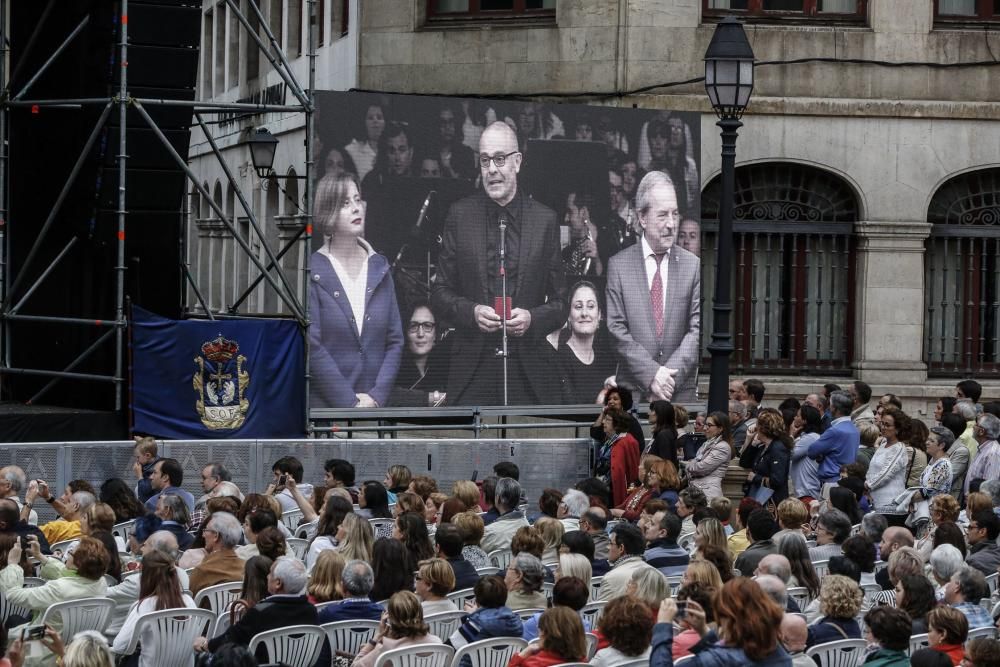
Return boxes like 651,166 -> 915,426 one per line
605,170 -> 700,404
431,120 -> 565,405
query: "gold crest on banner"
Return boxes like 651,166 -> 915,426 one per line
192,335 -> 249,430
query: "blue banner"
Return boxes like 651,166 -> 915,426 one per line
131,307 -> 305,439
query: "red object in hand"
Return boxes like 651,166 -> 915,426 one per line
493,296 -> 512,320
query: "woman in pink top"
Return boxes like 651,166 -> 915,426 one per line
672,581 -> 717,660
354,591 -> 441,667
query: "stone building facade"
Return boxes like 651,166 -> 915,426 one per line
189,0 -> 1000,417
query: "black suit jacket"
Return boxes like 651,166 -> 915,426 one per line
448,556 -> 481,592
431,188 -> 566,403
208,594 -> 319,660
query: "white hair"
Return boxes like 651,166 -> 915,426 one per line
272,556 -> 308,595
929,544 -> 965,583
561,489 -> 589,519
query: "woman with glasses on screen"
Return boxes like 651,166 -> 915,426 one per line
390,302 -> 449,407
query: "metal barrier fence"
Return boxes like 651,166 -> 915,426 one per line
1,438 -> 594,525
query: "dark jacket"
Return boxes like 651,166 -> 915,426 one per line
733,539 -> 777,577
448,557 -> 480,592
159,521 -> 194,551
309,248 -> 403,408
315,598 -> 384,667
453,606 -> 522,646
862,648 -> 910,667
805,617 -> 861,648
651,623 -> 792,667
966,541 -> 1000,576
748,440 -> 792,504
208,594 -> 318,661
648,428 -> 679,467
590,413 -> 646,456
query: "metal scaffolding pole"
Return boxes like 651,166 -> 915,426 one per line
113,0 -> 128,411
1,0 -> 9,374
10,14 -> 89,101
304,0 -> 317,434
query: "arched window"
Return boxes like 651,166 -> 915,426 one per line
925,167 -> 1000,375
701,163 -> 858,373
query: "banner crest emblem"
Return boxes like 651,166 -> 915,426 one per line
193,335 -> 249,430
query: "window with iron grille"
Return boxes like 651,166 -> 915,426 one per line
925,167 -> 1000,376
427,0 -> 555,22
701,163 -> 858,375
934,0 -> 999,22
703,0 -> 868,21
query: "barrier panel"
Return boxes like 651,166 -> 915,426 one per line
2,438 -> 594,522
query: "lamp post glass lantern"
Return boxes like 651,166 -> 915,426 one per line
247,127 -> 279,178
704,17 -> 754,414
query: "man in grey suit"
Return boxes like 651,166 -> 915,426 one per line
605,170 -> 700,403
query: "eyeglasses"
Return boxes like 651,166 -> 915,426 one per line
969,523 -> 982,531
479,151 -> 519,169
706,421 -> 719,428
407,321 -> 435,334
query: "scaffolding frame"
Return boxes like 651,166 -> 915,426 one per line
0,0 -> 317,432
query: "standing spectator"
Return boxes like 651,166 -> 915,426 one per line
808,391 -> 861,490
685,412 -> 734,503
866,407 -> 910,524
790,405 -> 823,502
647,401 -> 679,466
955,400 -> 980,461
593,409 -> 641,507
132,437 -> 161,505
745,410 -> 793,505
966,414 -> 1000,497
848,381 -> 875,429
920,427 -> 955,501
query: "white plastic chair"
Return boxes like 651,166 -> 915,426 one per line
248,624 -> 326,667
589,576 -> 603,601
213,610 -> 231,638
374,643 -> 455,667
40,597 -> 115,637
674,656 -> 696,666
475,566 -> 501,576
805,638 -> 868,667
280,509 -> 304,531
986,572 -> 999,596
295,519 -> 318,539
678,532 -> 696,552
515,608 -> 545,622
0,590 -> 31,626
450,636 -> 527,667
321,619 -> 380,658
48,539 -> 76,555
811,559 -> 830,579
370,518 -> 395,540
122,608 -> 215,665
193,581 -> 243,615
446,587 -> 476,610
611,659 -> 652,667
665,575 -> 683,595
541,581 -> 555,602
22,577 -> 44,588
787,586 -> 812,610
584,632 -> 598,659
580,601 -> 607,628
286,537 -> 309,560
968,626 -> 998,641
112,520 -> 136,546
908,633 -> 929,655
487,548 -> 512,569
425,610 -> 464,641
605,520 -> 622,534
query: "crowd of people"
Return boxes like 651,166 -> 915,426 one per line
1,377 -> 1000,665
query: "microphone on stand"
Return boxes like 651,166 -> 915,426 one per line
391,191 -> 435,269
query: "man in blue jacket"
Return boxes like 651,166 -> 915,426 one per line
807,390 -> 860,489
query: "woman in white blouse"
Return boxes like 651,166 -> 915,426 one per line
865,407 -> 910,524
113,550 -> 196,667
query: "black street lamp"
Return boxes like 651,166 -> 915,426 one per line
704,16 -> 754,415
246,127 -> 279,178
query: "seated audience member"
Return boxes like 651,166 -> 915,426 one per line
930,544 -> 966,601
753,574 -> 792,617
557,489 -> 589,533
733,509 -> 779,576
112,550 -> 196,665
305,495 -> 352,571
860,606 -> 912,667
727,498 -> 761,558
780,613 -> 814,667
643,510 -> 689,576
3,533 -> 109,620
152,493 -> 193,551
188,512 -> 245,596
533,517 -> 564,564
452,511 -> 490,569
754,554 -> 800,612
0,498 -> 50,554
480,477 -> 500,525
307,549 -> 345,604
773,498 -> 809,543
672,581 -> 716,660
27,481 -> 95,545
509,607 -> 587,666
896,573 -> 938,634
415,558 -> 458,616
197,556 -> 317,661
710,497 -> 733,535
371,538 -> 415,603
450,480 -> 480,514
876,526 -> 915,590
805,574 -> 863,647
944,565 -> 993,629
860,512 -> 888,552
143,458 -> 195,513
579,507 -> 610,561
433,523 -> 479,591
777,534 -> 820,599
0,466 -> 39,526
627,566 -> 673,620
320,560 -> 383,625
652,577 -> 788,667
354,591 -> 441,667
808,508 -> 852,562
557,553 -> 592,588
521,575 -> 589,642
10,629 -> 118,667
505,552 -> 548,611
599,524 -> 655,601
926,605 -> 968,666
591,596 -> 653,666
451,575 -> 523,656
965,637 -> 1000,667
267,455 -> 314,514
965,510 -> 1000,576
675,487 -> 707,537
236,508 -> 278,560
560,530 -> 601,577
870,546 -> 924,607
481,478 -> 529,554
841,534 -> 878,586
533,488 -> 562,526
105,530 -> 190,636
911,648 -> 959,667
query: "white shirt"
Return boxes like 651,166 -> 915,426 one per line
641,236 -> 669,316
319,241 -> 374,336
105,567 -> 191,636
112,593 -> 197,665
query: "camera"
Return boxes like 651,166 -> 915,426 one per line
675,601 -> 687,620
21,626 -> 45,641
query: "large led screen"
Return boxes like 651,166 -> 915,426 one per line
311,91 -> 701,409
